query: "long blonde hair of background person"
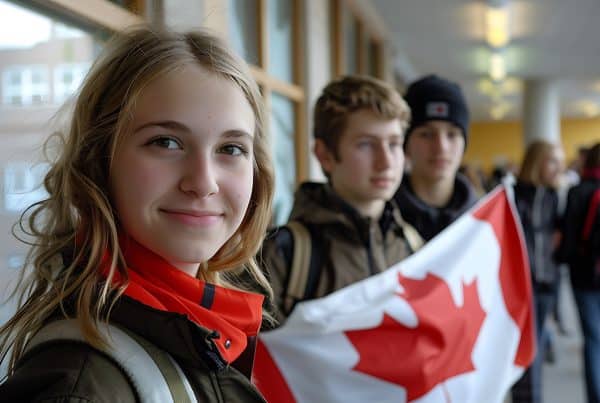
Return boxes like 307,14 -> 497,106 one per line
518,140 -> 563,189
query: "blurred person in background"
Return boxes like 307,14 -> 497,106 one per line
511,140 -> 565,403
394,75 -> 477,243
557,142 -> 600,403
458,163 -> 487,198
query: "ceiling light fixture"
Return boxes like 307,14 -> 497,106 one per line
485,3 -> 510,48
489,52 -> 506,82
490,101 -> 511,120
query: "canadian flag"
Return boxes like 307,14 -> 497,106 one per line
253,187 -> 535,403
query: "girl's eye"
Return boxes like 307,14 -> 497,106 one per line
149,136 -> 181,150
219,144 -> 248,156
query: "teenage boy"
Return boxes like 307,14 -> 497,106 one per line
394,74 -> 477,242
261,75 -> 415,322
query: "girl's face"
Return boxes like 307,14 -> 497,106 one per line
109,65 -> 255,276
540,145 -> 564,187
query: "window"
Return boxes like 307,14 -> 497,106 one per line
228,0 -> 306,225
331,0 -> 385,79
7,254 -> 25,270
229,0 -> 260,66
54,63 -> 91,104
2,66 -> 49,106
270,93 -> 297,223
0,0 -> 124,326
343,7 -> 358,75
3,162 -> 49,213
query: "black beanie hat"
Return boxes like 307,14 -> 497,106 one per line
404,74 -> 470,146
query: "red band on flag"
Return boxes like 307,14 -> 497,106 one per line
253,339 -> 296,403
472,189 -> 536,367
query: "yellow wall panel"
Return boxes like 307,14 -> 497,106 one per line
463,118 -> 600,173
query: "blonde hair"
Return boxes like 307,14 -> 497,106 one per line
313,75 -> 410,160
1,26 -> 274,373
518,140 -> 560,188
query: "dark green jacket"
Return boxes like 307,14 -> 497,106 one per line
0,296 -> 266,403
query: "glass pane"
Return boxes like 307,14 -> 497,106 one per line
343,7 -> 358,75
267,0 -> 294,82
269,93 -> 296,225
229,0 -> 260,66
0,0 -> 101,327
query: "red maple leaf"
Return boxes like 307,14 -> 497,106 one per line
344,273 -> 486,401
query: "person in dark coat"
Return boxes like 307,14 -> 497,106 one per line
260,75 -> 414,322
511,140 -> 565,403
557,142 -> 600,403
394,75 -> 477,243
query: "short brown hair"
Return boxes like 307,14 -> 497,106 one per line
313,75 -> 410,158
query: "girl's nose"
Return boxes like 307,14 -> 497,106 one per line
179,153 -> 219,197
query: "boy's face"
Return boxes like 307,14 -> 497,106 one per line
405,120 -> 465,184
316,109 -> 405,217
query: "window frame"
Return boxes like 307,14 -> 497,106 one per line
25,0 -> 144,31
331,0 -> 385,79
251,0 -> 308,184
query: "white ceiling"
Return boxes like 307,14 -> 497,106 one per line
369,0 -> 600,122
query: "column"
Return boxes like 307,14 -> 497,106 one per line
522,79 -> 561,145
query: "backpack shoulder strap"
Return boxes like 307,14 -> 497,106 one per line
583,188 -> 600,240
25,319 -> 197,403
282,220 -> 312,314
397,214 -> 425,253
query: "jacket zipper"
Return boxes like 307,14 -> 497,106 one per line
533,187 -> 545,282
366,224 -> 376,275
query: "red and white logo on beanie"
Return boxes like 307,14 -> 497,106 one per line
426,102 -> 449,118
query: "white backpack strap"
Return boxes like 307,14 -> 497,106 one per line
26,319 -> 197,403
397,215 -> 425,253
282,221 -> 312,313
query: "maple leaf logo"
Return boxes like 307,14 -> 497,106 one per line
344,273 -> 486,401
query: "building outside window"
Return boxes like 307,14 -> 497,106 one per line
2,66 -> 49,106
54,63 -> 91,104
0,0 -> 107,331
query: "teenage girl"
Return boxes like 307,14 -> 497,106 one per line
0,26 -> 274,402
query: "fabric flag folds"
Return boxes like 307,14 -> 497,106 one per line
253,186 -> 535,403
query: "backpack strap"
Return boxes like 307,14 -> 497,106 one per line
397,215 -> 424,253
25,319 -> 197,403
282,220 -> 312,314
583,188 -> 600,240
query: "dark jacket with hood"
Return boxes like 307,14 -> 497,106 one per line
393,172 -> 478,242
513,181 -> 560,291
556,176 -> 600,290
260,182 -> 412,322
0,295 -> 266,403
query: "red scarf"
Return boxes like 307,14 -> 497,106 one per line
100,235 -> 264,364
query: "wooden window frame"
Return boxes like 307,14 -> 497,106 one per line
252,0 -> 308,183
331,0 -> 385,79
26,0 -> 144,32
